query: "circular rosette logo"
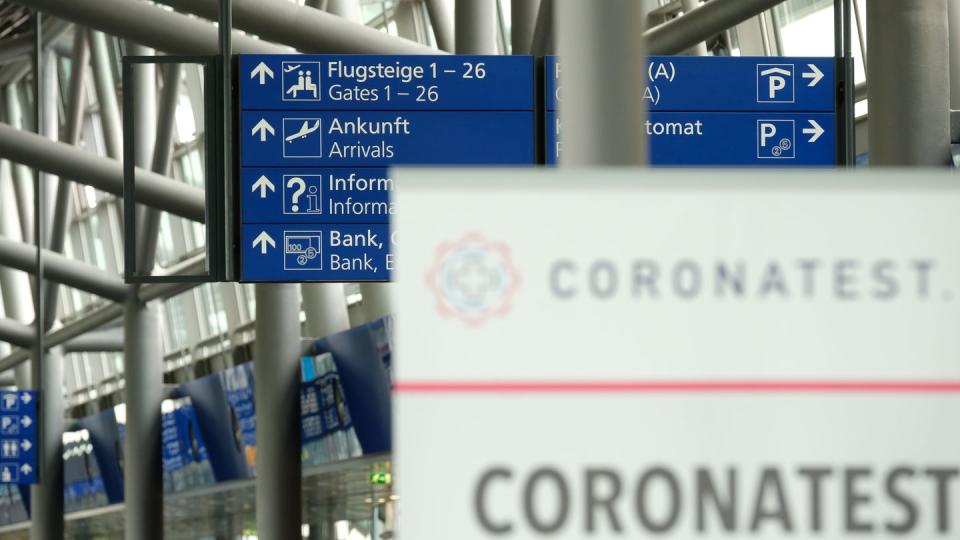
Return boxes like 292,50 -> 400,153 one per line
426,233 -> 521,325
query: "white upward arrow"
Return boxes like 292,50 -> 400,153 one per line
19,392 -> 30,405
803,119 -> 825,143
251,119 -> 275,142
802,64 -> 824,87
20,464 -> 31,476
252,231 -> 276,255
19,416 -> 31,428
250,62 -> 274,85
252,175 -> 276,199
20,439 -> 31,452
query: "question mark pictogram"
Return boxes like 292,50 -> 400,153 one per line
287,177 -> 307,212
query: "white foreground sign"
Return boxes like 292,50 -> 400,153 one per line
395,170 -> 960,539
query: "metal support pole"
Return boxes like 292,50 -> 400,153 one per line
30,13 -> 63,539
254,284 -> 302,539
511,0 -> 540,54
38,49 -> 57,237
301,284 -> 350,338
949,0 -> 960,109
88,31 -> 122,160
867,0 -> 951,165
123,298 -> 163,540
456,0 -> 497,54
30,346 -> 63,540
530,0 -> 554,56
43,30 -> 89,330
557,0 -> 647,166
325,0 -> 364,23
425,0 -> 455,52
681,0 -> 710,55
357,283 -> 391,325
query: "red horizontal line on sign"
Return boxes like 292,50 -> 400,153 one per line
393,381 -> 960,394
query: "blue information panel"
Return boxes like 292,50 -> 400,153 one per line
546,56 -> 835,112
0,391 -> 37,484
546,56 -> 837,166
546,111 -> 835,166
239,55 -> 536,282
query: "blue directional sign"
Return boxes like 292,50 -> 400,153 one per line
239,55 -> 536,282
241,55 -> 534,111
242,168 -> 391,225
546,111 -> 834,166
240,111 -> 534,166
241,224 -> 392,281
546,56 -> 837,166
0,391 -> 37,484
546,56 -> 835,112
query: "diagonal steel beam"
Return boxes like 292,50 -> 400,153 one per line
11,0 -> 288,55
0,237 -> 129,302
153,0 -> 438,54
0,318 -> 32,348
62,328 -> 124,353
0,122 -> 206,222
645,0 -> 787,55
0,252 -> 205,371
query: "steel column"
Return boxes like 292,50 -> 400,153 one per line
88,31 -> 122,160
43,30 -> 89,330
868,0 -> 951,165
557,0 -> 647,166
153,0 -> 436,54
530,0 -> 553,56
0,237 -> 129,302
301,284 -> 350,338
681,0 -> 709,55
456,0 -> 496,54
645,0 -> 786,55
949,0 -> 960,109
0,123 -> 206,222
425,0 -> 455,52
511,0 -> 539,54
38,49 -> 57,234
357,283 -> 391,325
30,346 -> 63,540
254,284 -> 302,539
123,297 -> 163,540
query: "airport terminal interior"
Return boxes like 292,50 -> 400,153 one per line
0,0 -> 954,538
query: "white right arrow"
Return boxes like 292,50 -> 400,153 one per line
802,64 -> 824,87
803,119 -> 825,143
251,175 -> 276,199
250,62 -> 275,85
20,439 -> 31,452
251,119 -> 275,142
19,416 -> 31,428
19,392 -> 30,405
252,231 -> 276,255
